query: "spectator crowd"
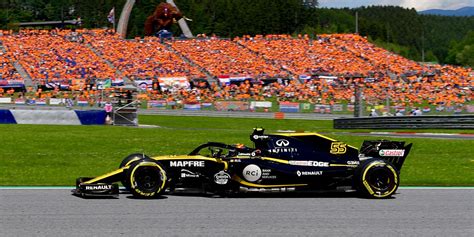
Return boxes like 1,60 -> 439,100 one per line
0,29 -> 471,113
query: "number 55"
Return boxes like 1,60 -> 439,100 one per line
330,142 -> 347,154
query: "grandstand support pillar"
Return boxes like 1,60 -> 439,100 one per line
0,44 -> 34,88
354,84 -> 363,117
166,0 -> 193,38
12,61 -> 34,88
117,0 -> 136,38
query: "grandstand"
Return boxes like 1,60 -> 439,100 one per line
0,29 -> 472,114
171,37 -> 288,80
0,52 -> 24,87
83,30 -> 204,81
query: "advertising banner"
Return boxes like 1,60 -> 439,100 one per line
279,102 -> 299,113
250,101 -> 272,109
314,104 -> 331,113
148,100 -> 167,108
77,100 -> 89,106
202,102 -> 213,108
467,105 -> 474,113
158,77 -> 190,91
215,101 -> 249,111
0,97 -> 12,104
36,99 -> 47,105
332,104 -> 343,112
14,99 -> 25,105
300,103 -> 311,111
184,103 -> 201,110
347,104 -> 354,112
49,98 -> 65,105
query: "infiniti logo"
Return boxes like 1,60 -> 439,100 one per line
275,139 -> 290,147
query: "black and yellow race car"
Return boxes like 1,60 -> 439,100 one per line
73,128 -> 412,199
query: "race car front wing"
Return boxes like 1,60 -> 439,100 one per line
72,177 -> 119,198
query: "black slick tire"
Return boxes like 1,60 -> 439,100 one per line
119,153 -> 151,190
119,153 -> 151,169
356,159 -> 400,198
126,160 -> 167,198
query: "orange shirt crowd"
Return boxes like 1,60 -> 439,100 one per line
0,29 -> 471,108
82,29 -> 203,79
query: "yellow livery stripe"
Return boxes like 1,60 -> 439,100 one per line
330,164 -> 358,167
261,157 -> 289,164
83,167 -> 126,184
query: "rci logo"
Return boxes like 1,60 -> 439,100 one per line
242,164 -> 261,182
275,139 -> 290,147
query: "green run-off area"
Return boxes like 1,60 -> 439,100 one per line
0,115 -> 472,186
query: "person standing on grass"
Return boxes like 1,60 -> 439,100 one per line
104,100 -> 113,125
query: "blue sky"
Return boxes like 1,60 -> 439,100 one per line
318,0 -> 474,11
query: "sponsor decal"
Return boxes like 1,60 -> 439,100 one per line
379,149 -> 405,157
237,151 -> 260,157
134,189 -> 156,197
347,161 -> 360,165
296,170 -> 323,176
262,169 -> 276,179
289,160 -> 329,167
229,159 -> 241,163
242,164 -> 262,182
170,160 -> 205,167
214,171 -> 231,185
269,139 -> 298,153
275,139 -> 290,147
252,135 -> 269,140
241,187 -> 296,193
330,142 -> 347,154
180,169 -> 199,178
85,185 -> 112,190
268,147 -> 298,153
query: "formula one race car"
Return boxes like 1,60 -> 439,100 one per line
73,128 -> 412,199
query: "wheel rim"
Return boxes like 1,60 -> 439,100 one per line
134,166 -> 161,192
367,168 -> 391,192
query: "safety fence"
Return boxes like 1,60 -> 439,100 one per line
333,115 -> 474,129
1,97 -> 473,115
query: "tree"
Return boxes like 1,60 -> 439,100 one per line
446,31 -> 474,66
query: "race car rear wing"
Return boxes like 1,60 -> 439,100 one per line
359,140 -> 412,171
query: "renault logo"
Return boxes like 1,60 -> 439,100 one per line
275,139 -> 290,147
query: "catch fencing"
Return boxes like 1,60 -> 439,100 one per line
333,115 -> 474,129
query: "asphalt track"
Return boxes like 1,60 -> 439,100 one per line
1,189 -> 473,236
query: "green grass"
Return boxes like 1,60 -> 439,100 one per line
0,115 -> 473,186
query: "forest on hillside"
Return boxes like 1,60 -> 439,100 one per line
0,0 -> 473,66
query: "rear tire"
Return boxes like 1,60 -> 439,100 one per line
356,159 -> 399,198
127,160 -> 167,198
120,154 -> 151,190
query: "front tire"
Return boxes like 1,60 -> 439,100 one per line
119,153 -> 151,169
127,160 -> 167,198
120,153 -> 151,190
356,159 -> 399,198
